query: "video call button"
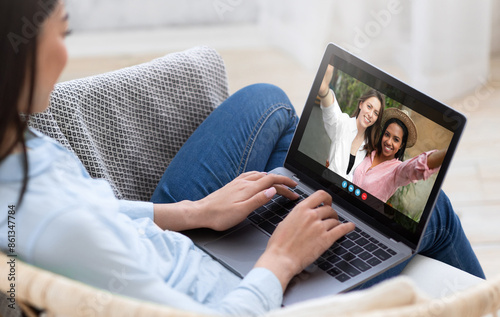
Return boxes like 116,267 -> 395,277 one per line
341,180 -> 366,201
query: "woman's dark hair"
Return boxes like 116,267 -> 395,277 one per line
0,0 -> 59,205
377,118 -> 409,161
352,89 -> 385,154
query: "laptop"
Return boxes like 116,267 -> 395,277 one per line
185,43 -> 467,305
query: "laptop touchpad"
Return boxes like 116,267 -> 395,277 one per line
203,224 -> 269,277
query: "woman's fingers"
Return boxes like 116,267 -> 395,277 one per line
238,171 -> 267,181
322,218 -> 340,231
259,189 -> 355,285
258,173 -> 298,189
314,204 -> 339,222
238,172 -> 298,190
274,184 -> 300,201
297,190 -> 332,210
239,172 -> 299,199
327,222 -> 356,244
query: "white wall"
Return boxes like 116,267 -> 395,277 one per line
407,0 -> 491,101
66,0 -> 259,31
259,0 -> 494,101
258,0 -> 336,71
65,0 -> 497,101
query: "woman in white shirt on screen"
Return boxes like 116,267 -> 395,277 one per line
318,65 -> 385,181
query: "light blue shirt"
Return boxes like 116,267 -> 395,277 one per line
0,129 -> 283,316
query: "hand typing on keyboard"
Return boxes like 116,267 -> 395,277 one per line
155,171 -> 300,232
254,190 -> 356,291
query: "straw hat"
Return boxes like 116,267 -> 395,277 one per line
381,108 -> 418,148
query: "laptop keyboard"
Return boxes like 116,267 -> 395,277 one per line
247,188 -> 397,283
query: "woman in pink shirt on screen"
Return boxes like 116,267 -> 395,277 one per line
352,108 -> 447,203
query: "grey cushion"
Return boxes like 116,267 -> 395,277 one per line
28,46 -> 229,201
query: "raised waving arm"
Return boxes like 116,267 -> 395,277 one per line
427,148 -> 447,170
318,65 -> 335,108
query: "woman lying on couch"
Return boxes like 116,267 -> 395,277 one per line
0,0 -> 485,316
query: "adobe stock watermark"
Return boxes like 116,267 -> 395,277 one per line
450,76 -> 496,116
7,0 -> 54,54
342,0 -> 403,54
420,76 -> 496,149
213,0 -> 243,21
438,76 -> 497,142
406,277 -> 468,317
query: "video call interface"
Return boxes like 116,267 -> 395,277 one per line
296,56 -> 457,237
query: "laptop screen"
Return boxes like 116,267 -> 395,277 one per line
286,43 -> 466,249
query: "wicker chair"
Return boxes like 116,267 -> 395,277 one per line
1,250 -> 499,317
1,46 -> 499,316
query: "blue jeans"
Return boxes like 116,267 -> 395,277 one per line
356,191 -> 486,289
151,83 -> 485,283
151,83 -> 298,202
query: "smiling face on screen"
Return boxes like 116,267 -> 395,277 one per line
357,97 -> 381,130
379,122 -> 405,160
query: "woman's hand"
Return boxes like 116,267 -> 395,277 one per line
319,65 -> 335,107
154,172 -> 299,231
255,190 -> 355,291
154,172 -> 299,232
194,172 -> 300,231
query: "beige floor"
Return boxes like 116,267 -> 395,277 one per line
61,40 -> 500,281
